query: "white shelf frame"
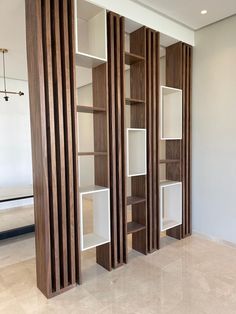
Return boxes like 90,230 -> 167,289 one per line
75,0 -> 107,68
126,128 -> 147,177
79,185 -> 110,251
160,86 -> 182,140
160,180 -> 182,232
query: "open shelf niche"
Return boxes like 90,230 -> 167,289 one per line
160,181 -> 182,232
124,24 -> 147,258
80,186 -> 110,251
127,128 -> 146,177
160,86 -> 182,140
75,0 -> 107,68
76,16 -> 111,271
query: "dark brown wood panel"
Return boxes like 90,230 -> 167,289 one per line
165,42 -> 192,240
146,28 -> 160,252
107,12 -> 127,268
93,63 -> 111,271
25,0 -> 80,298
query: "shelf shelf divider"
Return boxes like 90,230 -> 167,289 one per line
78,152 -> 107,156
127,221 -> 146,234
77,105 -> 106,113
127,196 -> 146,206
125,52 -> 144,65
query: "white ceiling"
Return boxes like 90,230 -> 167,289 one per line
133,0 -> 236,30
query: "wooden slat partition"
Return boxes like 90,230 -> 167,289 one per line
165,42 -> 192,239
107,12 -> 127,268
25,0 -> 80,298
146,29 -> 160,252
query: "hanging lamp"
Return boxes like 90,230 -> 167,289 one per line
0,48 -> 24,101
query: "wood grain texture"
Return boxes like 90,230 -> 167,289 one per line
107,12 -> 127,268
25,0 -> 80,298
165,42 -> 192,240
146,29 -> 160,252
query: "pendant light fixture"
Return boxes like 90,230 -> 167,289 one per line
0,48 -> 24,101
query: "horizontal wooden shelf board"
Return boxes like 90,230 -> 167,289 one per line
125,52 -> 144,65
160,159 -> 180,164
160,180 -> 182,188
78,152 -> 107,156
82,233 -> 110,251
77,105 -> 106,113
127,196 -> 146,206
161,220 -> 181,232
127,221 -> 146,234
76,52 -> 107,68
125,98 -> 145,105
79,185 -> 109,194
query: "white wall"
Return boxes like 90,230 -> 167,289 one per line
192,15 -> 236,244
0,78 -> 32,188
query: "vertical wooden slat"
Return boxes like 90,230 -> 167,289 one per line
115,15 -> 124,264
67,0 -> 81,285
26,0 -> 80,298
51,0 -> 68,287
182,44 -> 186,237
41,0 -> 60,292
146,29 -> 160,252
155,31 -> 160,250
107,12 -> 126,268
188,46 -> 192,235
146,29 -> 153,252
60,0 -> 76,284
26,0 -> 52,297
120,17 -> 127,264
107,13 -> 118,268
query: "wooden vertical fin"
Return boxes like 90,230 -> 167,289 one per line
25,0 -> 80,298
146,29 -> 160,252
107,12 -> 127,268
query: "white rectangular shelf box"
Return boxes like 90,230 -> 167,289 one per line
75,0 -> 107,68
127,128 -> 147,177
79,185 -> 110,251
160,86 -> 182,140
160,181 -> 182,232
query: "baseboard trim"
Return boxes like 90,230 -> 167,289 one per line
193,230 -> 236,249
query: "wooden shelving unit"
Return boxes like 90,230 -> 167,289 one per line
158,44 -> 187,238
75,0 -> 111,275
124,26 -> 147,258
75,0 -> 107,68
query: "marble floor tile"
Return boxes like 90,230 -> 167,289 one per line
1,234 -> 236,313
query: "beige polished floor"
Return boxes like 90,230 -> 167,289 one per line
1,234 -> 236,314
0,205 -> 34,232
